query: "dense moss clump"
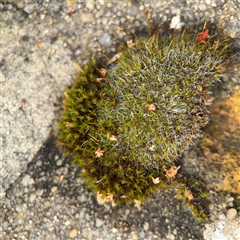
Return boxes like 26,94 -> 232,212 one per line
57,27 -> 231,218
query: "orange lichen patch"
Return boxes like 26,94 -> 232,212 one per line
201,90 -> 240,194
221,153 -> 240,194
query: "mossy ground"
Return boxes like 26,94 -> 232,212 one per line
57,26 -> 232,220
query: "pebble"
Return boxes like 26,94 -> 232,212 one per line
51,186 -> 58,193
199,4 -> 207,11
79,208 -> 86,219
77,193 -> 87,203
56,159 -> 63,166
80,13 -> 94,23
169,15 -> 183,29
36,189 -> 44,196
69,228 -> 78,238
40,14 -> 46,20
99,33 -> 112,47
86,2 -> 95,11
96,218 -> 104,227
36,160 -> 42,166
218,213 -> 226,221
23,4 -> 36,14
173,229 -> 177,235
29,193 -> 36,202
127,6 -> 138,16
166,233 -> 175,240
226,208 -> 237,220
21,174 -> 35,186
65,220 -> 71,226
143,222 -> 149,232
101,17 -> 108,25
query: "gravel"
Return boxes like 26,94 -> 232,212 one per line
1,0 -> 240,239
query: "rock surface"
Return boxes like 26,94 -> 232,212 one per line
1,0 -> 240,239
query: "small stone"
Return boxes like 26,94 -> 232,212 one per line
23,4 -> 36,14
112,228 -> 118,233
79,208 -> 85,219
69,228 -> 78,238
80,13 -> 94,23
86,2 -> 95,10
29,193 -> 36,202
56,159 -> 63,166
85,213 -> 90,221
127,6 -> 138,16
226,208 -> 237,220
40,14 -> 45,20
143,222 -> 149,232
218,213 -> 226,221
36,160 -> 42,166
78,193 -> 87,203
166,233 -> 175,240
51,186 -> 58,193
99,33 -> 112,47
65,220 -> 71,226
96,218 -> 104,227
170,15 -> 183,29
21,174 -> 35,186
199,4 -> 207,11
101,17 -> 108,25
125,209 -> 130,217
36,189 -> 44,196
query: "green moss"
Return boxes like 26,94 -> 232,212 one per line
57,27 -> 231,217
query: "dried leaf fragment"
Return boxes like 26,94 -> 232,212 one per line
108,135 -> 118,141
127,39 -> 136,48
197,85 -> 203,92
55,141 -> 65,146
65,122 -> 73,129
62,102 -> 67,110
151,177 -> 161,184
96,78 -> 106,82
73,61 -> 84,72
165,165 -> 181,180
107,53 -> 122,66
149,145 -> 155,151
144,4 -> 150,19
185,189 -> 194,201
95,148 -> 104,158
213,40 -> 220,51
134,199 -> 142,211
113,23 -> 125,32
196,29 -> 209,43
97,191 -> 116,206
64,91 -> 69,98
97,68 -> 107,76
147,103 -> 156,111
